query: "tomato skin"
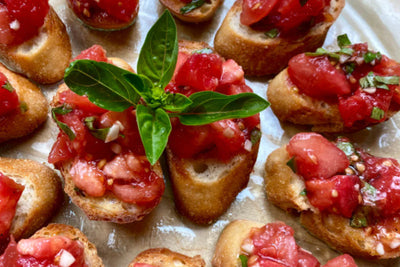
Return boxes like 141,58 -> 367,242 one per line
298,249 -> 321,267
73,44 -> 109,62
286,133 -> 349,180
323,254 -> 357,267
288,54 -> 351,99
0,173 -> 24,239
241,0 -> 279,26
59,90 -> 107,114
0,73 -> 19,117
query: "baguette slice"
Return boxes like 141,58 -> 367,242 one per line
214,0 -> 344,76
159,0 -> 223,23
0,158 -> 63,241
0,7 -> 72,84
0,63 -> 48,143
128,248 -> 206,267
264,146 -> 400,259
31,223 -> 104,267
166,40 -> 260,224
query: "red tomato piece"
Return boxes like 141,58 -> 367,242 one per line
373,56 -> 400,106
70,159 -> 106,197
0,72 -> 19,117
58,90 -> 107,114
286,133 -> 349,180
0,5 -> 13,45
48,132 -> 75,164
219,59 -> 245,86
288,54 -> 351,99
297,248 -> 321,267
96,0 -> 139,22
73,44 -> 109,62
175,53 -> 223,92
240,0 -> 279,26
172,51 -> 190,82
0,173 -> 24,238
305,175 -> 361,218
323,254 -> 357,267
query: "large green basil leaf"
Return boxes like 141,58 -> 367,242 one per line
64,60 -> 140,112
177,91 -> 270,125
137,10 -> 178,89
124,73 -> 153,103
162,93 -> 192,112
136,104 -> 171,165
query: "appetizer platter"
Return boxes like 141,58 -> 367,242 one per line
0,0 -> 400,266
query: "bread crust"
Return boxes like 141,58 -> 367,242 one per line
128,248 -> 206,267
264,145 -> 400,259
0,7 -> 72,84
31,223 -> 104,267
0,63 -> 48,143
159,0 -> 223,23
0,158 -> 63,241
212,220 -> 264,267
214,0 -> 344,76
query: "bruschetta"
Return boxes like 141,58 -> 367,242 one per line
128,248 -> 205,267
0,158 -> 63,246
212,219 -> 357,266
48,45 -> 165,223
267,35 -> 400,132
159,0 -> 223,23
67,0 -> 139,30
214,0 -> 344,76
265,132 -> 400,259
165,40 -> 261,224
0,63 -> 48,143
0,223 -> 104,266
0,0 -> 71,84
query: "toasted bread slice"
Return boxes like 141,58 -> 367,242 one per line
159,0 -> 223,23
0,7 -> 72,84
0,63 -> 48,143
264,146 -> 400,259
212,219 -> 263,267
128,248 -> 206,267
31,223 -> 104,267
214,0 -> 344,76
0,158 -> 63,241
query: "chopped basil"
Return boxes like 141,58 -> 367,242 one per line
344,63 -> 356,74
300,0 -> 308,6
350,212 -> 368,228
370,107 -> 385,120
300,189 -> 307,196
361,181 -> 377,200
305,48 -> 340,60
363,51 -> 381,63
336,141 -> 355,156
180,0 -> 205,14
264,28 -> 279,38
375,75 -> 399,85
193,48 -> 213,54
359,72 -> 399,91
338,47 -> 354,56
286,157 -> 297,173
250,128 -> 261,145
239,255 -> 248,267
84,117 -> 110,141
51,106 -> 75,140
337,34 -> 352,48
19,101 -> 28,113
2,81 -> 14,92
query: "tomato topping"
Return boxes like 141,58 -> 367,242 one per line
0,72 -> 19,117
288,54 -> 351,99
73,44 -> 109,62
0,0 -> 49,46
0,173 -> 24,240
241,0 -> 279,26
323,254 -> 357,267
286,133 -> 349,180
96,0 -> 138,22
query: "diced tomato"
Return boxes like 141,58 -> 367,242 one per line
48,132 -> 75,164
211,120 -> 246,161
286,133 -> 349,180
240,0 -> 279,26
175,53 -> 223,92
172,51 -> 190,82
73,44 -> 109,62
0,173 -> 24,239
0,72 -> 19,117
305,175 -> 360,218
70,159 -> 106,197
0,5 -> 13,45
373,56 -> 400,105
219,59 -> 245,86
59,90 -> 107,114
103,153 -> 149,181
288,54 -> 351,99
96,0 -> 139,22
323,254 -> 357,267
297,248 -> 321,267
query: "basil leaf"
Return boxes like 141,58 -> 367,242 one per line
177,91 -> 269,125
162,93 -> 193,112
375,75 -> 399,85
64,60 -> 140,112
52,106 -> 75,140
2,81 -> 14,92
136,104 -> 172,165
124,73 -> 154,103
350,212 -> 368,228
84,117 -> 110,141
264,28 -> 279,38
300,189 -> 307,196
180,0 -> 205,14
361,181 -> 377,201
305,48 -> 340,61
19,101 -> 28,113
338,47 -> 354,56
250,128 -> 261,145
344,62 -> 356,74
337,34 -> 352,48
364,51 -> 378,63
300,0 -> 308,6
137,10 -> 178,89
286,157 -> 297,173
239,255 -> 248,267
336,141 -> 355,156
370,107 -> 385,120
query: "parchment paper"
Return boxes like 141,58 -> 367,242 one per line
1,0 -> 400,266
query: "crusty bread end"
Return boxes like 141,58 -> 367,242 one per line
160,0 -> 223,23
32,223 -> 104,267
128,248 -> 206,267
